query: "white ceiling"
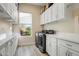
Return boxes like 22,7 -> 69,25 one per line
19,3 -> 47,7
29,3 -> 46,6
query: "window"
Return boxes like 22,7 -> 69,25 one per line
19,12 -> 32,36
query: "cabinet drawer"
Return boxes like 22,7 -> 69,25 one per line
58,39 -> 79,52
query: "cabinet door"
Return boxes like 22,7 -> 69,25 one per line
8,40 -> 13,56
58,47 -> 79,56
67,49 -> 79,56
46,7 -> 52,23
44,9 -> 48,24
46,35 -> 57,56
49,7 -> 52,23
0,51 -> 2,56
50,38 -> 57,56
51,4 -> 58,21
0,3 -> 17,21
40,12 -> 45,25
0,47 -> 6,56
58,45 -> 68,56
46,37 -> 51,55
12,37 -> 18,55
57,3 -> 65,20
12,4 -> 18,21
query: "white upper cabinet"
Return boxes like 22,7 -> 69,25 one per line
44,9 -> 48,24
0,4 -> 10,18
40,12 -> 45,25
12,4 -> 18,23
47,7 -> 52,23
57,3 -> 72,21
0,3 -> 18,22
51,3 -> 58,22
57,3 -> 65,20
40,3 -> 73,25
45,7 -> 52,24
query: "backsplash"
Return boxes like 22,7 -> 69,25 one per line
43,19 -> 76,33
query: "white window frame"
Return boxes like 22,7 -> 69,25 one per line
19,12 -> 32,37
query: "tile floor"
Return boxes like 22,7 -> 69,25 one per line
15,45 -> 48,56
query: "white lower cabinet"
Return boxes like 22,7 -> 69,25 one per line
58,39 -> 79,56
58,45 -> 68,56
46,34 -> 79,56
67,49 -> 79,56
46,35 -> 57,56
46,39 -> 51,55
58,45 -> 79,56
0,36 -> 18,56
0,48 -> 6,56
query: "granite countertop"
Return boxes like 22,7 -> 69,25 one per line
46,32 -> 79,44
